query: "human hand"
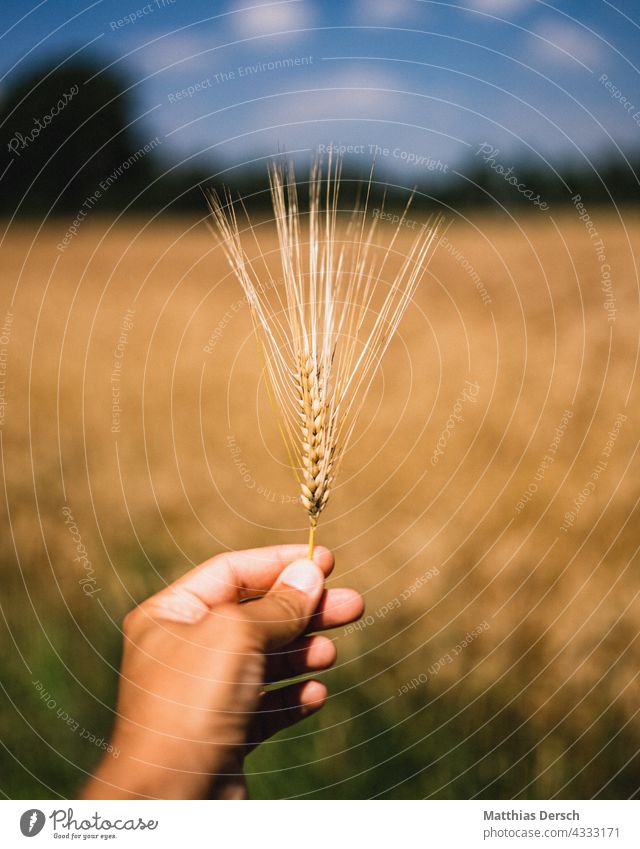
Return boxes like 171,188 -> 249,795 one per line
81,544 -> 363,799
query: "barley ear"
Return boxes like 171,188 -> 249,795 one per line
207,157 -> 444,552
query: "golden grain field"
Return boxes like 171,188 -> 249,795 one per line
2,208 -> 639,798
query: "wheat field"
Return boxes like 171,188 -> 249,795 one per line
1,208 -> 639,798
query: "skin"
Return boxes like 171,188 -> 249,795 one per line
81,544 -> 364,799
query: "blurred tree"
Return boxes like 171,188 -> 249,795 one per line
0,59 -> 156,215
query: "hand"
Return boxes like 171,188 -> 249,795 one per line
81,544 -> 363,799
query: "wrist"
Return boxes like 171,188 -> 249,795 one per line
81,743 -> 165,800
80,725 -> 239,800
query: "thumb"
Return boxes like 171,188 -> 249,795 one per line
243,559 -> 325,650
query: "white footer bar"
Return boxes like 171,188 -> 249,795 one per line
1,799 -> 639,848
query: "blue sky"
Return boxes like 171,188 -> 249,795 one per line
1,0 -> 639,178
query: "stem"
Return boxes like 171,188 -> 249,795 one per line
307,523 -> 315,560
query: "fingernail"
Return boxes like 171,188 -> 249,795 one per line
280,559 -> 322,594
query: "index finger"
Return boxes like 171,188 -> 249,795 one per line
141,544 -> 334,622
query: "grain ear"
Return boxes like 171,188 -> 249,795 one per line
207,157 -> 444,555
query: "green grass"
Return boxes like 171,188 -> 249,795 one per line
247,666 -> 640,799
2,580 -> 639,800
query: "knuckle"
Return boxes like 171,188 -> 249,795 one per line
122,606 -> 147,640
121,608 -> 138,635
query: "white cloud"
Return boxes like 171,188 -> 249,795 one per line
532,20 -> 606,67
230,0 -> 312,39
278,65 -> 411,115
353,0 -> 420,25
195,64 -> 401,146
215,63 -> 448,160
127,32 -> 216,76
462,0 -> 535,14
